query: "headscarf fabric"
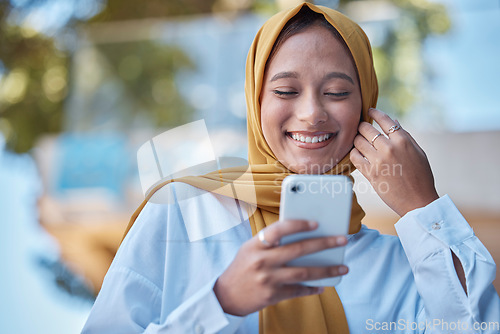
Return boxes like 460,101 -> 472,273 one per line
124,2 -> 378,333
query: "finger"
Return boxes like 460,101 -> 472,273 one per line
353,133 -> 377,160
270,235 -> 348,265
395,119 -> 421,150
368,108 -> 397,134
276,284 -> 325,301
350,148 -> 370,175
357,122 -> 388,150
258,219 -> 318,247
276,265 -> 349,284
257,229 -> 278,248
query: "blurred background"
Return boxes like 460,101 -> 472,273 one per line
0,0 -> 498,332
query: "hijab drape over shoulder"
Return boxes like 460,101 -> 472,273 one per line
125,2 -> 378,333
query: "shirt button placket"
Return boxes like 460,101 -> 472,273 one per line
431,221 -> 443,230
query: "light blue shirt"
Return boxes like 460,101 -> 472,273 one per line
82,183 -> 500,333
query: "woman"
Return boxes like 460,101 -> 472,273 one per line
83,3 -> 499,333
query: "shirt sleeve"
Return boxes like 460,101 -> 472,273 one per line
144,277 -> 245,334
395,194 -> 500,333
82,267 -> 245,334
82,187 -> 247,334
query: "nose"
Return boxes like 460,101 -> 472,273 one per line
295,91 -> 328,125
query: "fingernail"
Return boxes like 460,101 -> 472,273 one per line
336,236 -> 347,245
309,221 -> 318,229
339,266 -> 348,275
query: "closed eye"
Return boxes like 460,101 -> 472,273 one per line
273,90 -> 298,96
325,92 -> 350,97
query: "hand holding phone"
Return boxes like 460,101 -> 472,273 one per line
214,175 -> 352,316
280,175 -> 353,286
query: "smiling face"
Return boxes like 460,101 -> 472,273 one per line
260,24 -> 362,174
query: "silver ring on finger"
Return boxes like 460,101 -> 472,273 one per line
258,229 -> 273,248
371,133 -> 383,146
387,124 -> 402,135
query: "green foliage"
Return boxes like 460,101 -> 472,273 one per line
340,0 -> 451,117
0,0 -> 451,152
95,41 -> 196,128
0,21 -> 69,152
90,0 -> 217,22
0,0 -> 215,153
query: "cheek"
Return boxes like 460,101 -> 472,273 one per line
346,112 -> 361,133
338,101 -> 362,139
260,97 -> 286,143
348,95 -> 362,124
345,119 -> 360,145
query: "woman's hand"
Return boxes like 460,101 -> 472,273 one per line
213,219 -> 348,316
350,108 -> 439,217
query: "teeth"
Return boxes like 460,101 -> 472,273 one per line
290,133 -> 332,143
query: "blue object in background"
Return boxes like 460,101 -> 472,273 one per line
54,133 -> 131,199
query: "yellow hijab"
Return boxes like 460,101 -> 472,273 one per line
124,2 -> 378,333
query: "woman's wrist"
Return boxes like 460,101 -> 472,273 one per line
213,276 -> 245,317
396,191 -> 440,217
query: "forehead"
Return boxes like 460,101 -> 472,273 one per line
265,25 -> 357,80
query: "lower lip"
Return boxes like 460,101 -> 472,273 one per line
287,133 -> 335,149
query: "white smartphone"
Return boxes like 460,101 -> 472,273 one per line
279,175 -> 353,287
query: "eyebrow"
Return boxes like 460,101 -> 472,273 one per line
324,71 -> 354,85
270,71 -> 354,85
270,71 -> 299,82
